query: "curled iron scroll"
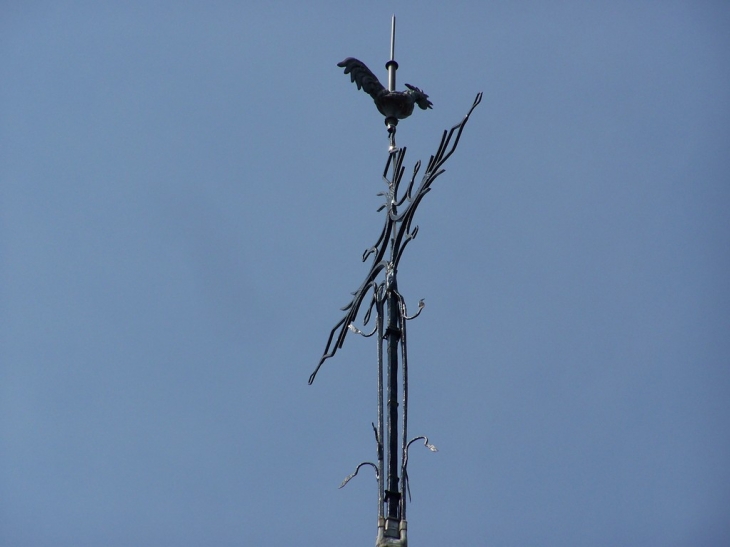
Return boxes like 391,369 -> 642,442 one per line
401,435 -> 439,502
339,461 -> 380,489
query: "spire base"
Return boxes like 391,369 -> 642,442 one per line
376,518 -> 407,547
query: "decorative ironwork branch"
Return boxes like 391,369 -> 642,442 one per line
308,91 -> 482,385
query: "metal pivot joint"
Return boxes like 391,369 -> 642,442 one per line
311,15 -> 482,547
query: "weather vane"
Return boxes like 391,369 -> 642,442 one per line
310,15 -> 481,547
337,18 -> 432,152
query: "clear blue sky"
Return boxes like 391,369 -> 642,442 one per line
2,2 -> 729,545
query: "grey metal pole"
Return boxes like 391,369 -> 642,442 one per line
384,266 -> 401,538
376,297 -> 385,522
399,297 -> 409,521
384,19 -> 401,535
386,15 -> 397,92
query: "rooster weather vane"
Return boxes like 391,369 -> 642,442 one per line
309,16 -> 481,547
337,57 -> 432,123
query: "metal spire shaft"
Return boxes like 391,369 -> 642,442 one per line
384,265 -> 401,537
376,298 -> 385,522
383,24 -> 400,529
386,15 -> 397,92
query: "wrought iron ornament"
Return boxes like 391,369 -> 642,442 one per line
308,92 -> 482,384
309,16 -> 481,547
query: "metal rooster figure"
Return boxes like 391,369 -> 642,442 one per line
336,16 -> 435,152
337,57 -> 433,123
310,16 -> 481,547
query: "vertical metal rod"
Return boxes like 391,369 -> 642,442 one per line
385,274 -> 400,537
390,15 -> 396,61
376,298 -> 385,521
386,15 -> 398,92
399,299 -> 409,520
384,152 -> 401,538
